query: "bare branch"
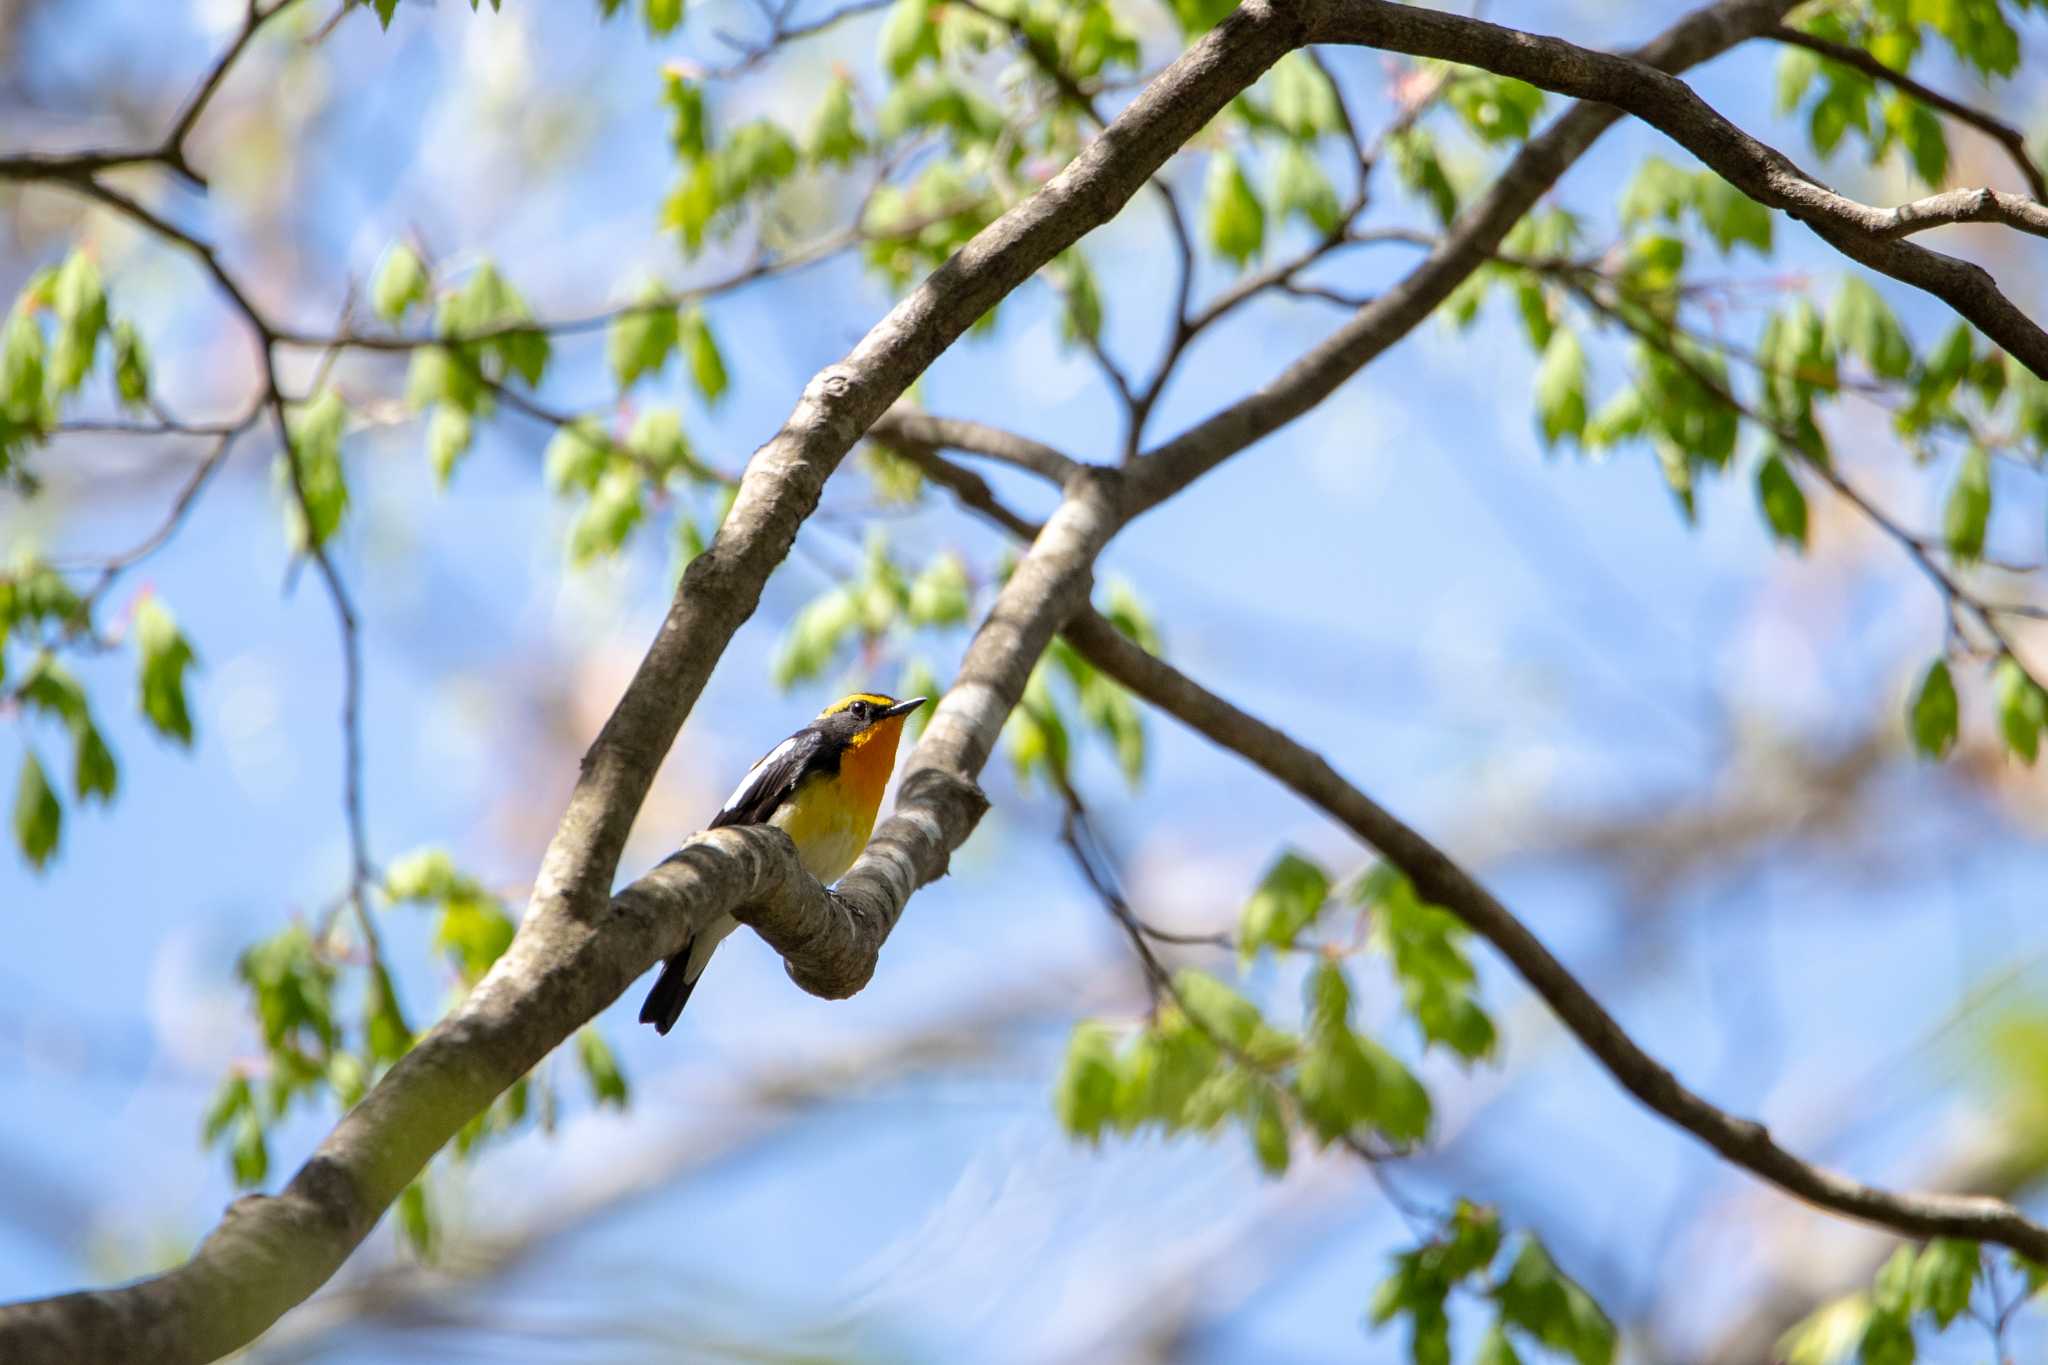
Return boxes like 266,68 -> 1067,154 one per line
868,405 -> 1084,483
1059,608 -> 2048,1261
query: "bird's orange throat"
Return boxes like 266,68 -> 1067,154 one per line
840,714 -> 907,818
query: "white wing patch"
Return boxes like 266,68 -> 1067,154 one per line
716,736 -> 801,821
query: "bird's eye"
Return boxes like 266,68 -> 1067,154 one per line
850,700 -> 871,720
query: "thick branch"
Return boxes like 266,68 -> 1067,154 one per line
1059,609 -> 2048,1260
1307,0 -> 2048,375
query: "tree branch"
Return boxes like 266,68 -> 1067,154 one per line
1306,0 -> 2048,375
868,405 -> 1083,483
1058,608 -> 2048,1261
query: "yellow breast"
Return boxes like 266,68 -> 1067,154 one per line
771,715 -> 906,884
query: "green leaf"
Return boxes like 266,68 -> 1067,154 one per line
397,1180 -> 433,1258
607,294 -> 680,390
1052,251 -> 1103,347
1271,144 -> 1341,236
568,467 -> 645,564
1778,1294 -> 1873,1365
1829,277 -> 1912,381
1620,156 -> 1693,228
1941,445 -> 1991,563
1994,655 -> 2046,764
644,0 -> 682,34
878,0 -> 939,78
662,70 -> 706,159
1204,152 -> 1265,268
906,552 -> 970,626
372,244 -> 430,322
1534,328 -> 1587,448
625,407 -> 698,480
1389,128 -> 1457,226
1055,1021 -> 1121,1141
543,418 -> 612,494
806,76 -> 866,166
110,320 -> 150,410
1238,850 -> 1330,961
1694,175 -> 1773,256
1855,1310 -> 1914,1365
577,1026 -> 630,1107
1475,1324 -> 1524,1365
1295,962 -> 1431,1144
1909,660 -> 1959,760
229,1108 -> 268,1186
1268,54 -> 1342,141
1754,454 -> 1807,550
1909,1238 -> 1978,1329
1366,872 -> 1496,1062
1886,94 -> 1948,186
202,1073 -> 252,1144
1243,1088 -> 1289,1175
72,717 -> 117,804
13,750 -> 60,870
1494,1238 -> 1615,1365
49,251 -> 107,395
1448,73 -> 1545,145
135,597 -> 197,746
283,389 -> 350,549
1775,45 -> 1820,112
680,307 -> 728,405
2,307 -> 47,431
425,405 -> 473,486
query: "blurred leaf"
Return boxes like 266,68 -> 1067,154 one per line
1238,850 -> 1330,962
110,320 -> 150,410
577,1026 -> 630,1107
49,251 -> 107,395
906,552 -> 970,626
1055,1021 -> 1120,1141
1272,144 -> 1341,236
1778,1294 -> 1872,1365
135,597 -> 197,746
1204,152 -> 1265,267
607,294 -> 679,390
1754,454 -> 1807,550
372,244 -> 430,322
544,419 -> 613,494
1994,655 -> 2045,764
644,0 -> 682,34
1268,53 -> 1342,140
1534,328 -> 1587,448
1942,446 -> 1990,563
1389,127 -> 1457,226
13,749 -> 60,870
1448,72 -> 1544,144
680,307 -> 728,405
1829,277 -> 1912,381
398,1180 -> 433,1258
426,405 -> 474,486
1909,1239 -> 1977,1329
283,390 -> 350,549
806,76 -> 866,166
1909,660 -> 1959,760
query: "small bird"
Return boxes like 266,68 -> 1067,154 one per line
639,691 -> 928,1034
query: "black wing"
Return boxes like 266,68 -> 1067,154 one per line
707,726 -> 836,828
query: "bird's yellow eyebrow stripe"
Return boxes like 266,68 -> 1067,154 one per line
820,692 -> 898,716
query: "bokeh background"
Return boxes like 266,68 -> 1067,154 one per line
4,0 -> 2048,1359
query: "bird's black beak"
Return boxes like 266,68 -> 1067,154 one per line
881,697 -> 928,720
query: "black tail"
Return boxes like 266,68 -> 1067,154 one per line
639,948 -> 698,1035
